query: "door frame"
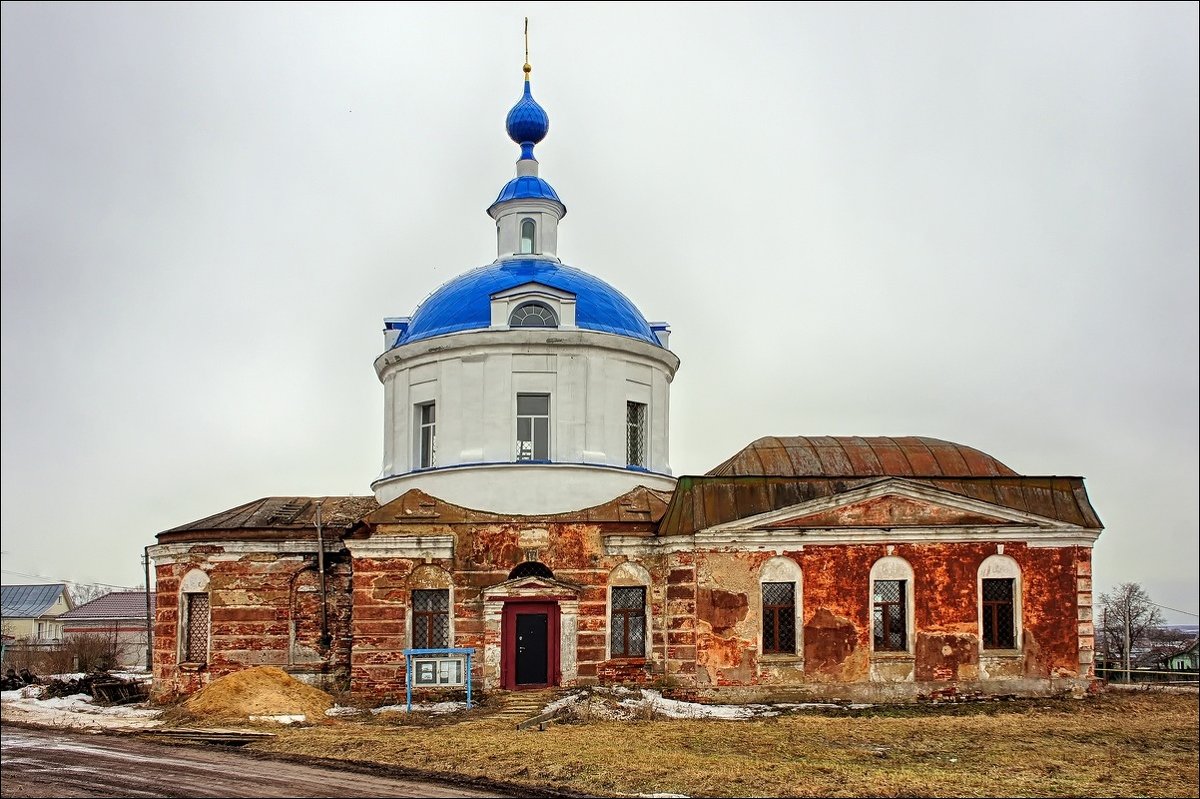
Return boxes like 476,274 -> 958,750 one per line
501,599 -> 561,690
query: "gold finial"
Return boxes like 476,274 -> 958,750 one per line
523,17 -> 531,79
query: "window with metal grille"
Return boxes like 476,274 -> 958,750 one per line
610,586 -> 646,658
981,578 -> 1016,649
412,589 -> 450,648
520,218 -> 536,254
184,593 -> 210,663
872,580 -> 907,652
417,402 -> 436,469
516,394 -> 550,461
509,301 -> 558,328
626,401 -> 647,468
762,582 -> 796,654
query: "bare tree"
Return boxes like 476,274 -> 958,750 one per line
1099,582 -> 1164,677
68,583 -> 109,606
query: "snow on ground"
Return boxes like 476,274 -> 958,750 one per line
0,684 -> 161,730
548,688 -> 873,721
324,700 -> 470,717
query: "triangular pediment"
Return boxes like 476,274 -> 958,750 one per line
767,493 -> 1016,529
490,281 -> 576,301
482,574 -> 582,601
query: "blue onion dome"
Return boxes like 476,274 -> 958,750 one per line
395,259 -> 660,347
506,81 -> 549,160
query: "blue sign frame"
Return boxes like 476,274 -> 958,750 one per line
402,647 -> 475,712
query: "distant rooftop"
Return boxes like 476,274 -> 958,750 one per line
60,591 -> 154,621
1,583 -> 68,618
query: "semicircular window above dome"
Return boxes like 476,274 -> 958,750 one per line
509,301 -> 558,328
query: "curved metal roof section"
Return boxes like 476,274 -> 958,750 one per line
707,436 -> 1019,478
395,259 -> 660,347
489,176 -> 564,214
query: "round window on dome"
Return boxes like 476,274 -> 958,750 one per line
509,301 -> 558,328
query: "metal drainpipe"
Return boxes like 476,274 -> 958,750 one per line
143,545 -> 153,672
315,500 -> 330,651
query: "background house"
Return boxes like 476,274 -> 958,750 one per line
0,584 -> 72,644
58,591 -> 154,670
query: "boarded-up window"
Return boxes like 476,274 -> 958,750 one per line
412,589 -> 450,649
762,582 -> 796,654
982,578 -> 1016,649
184,593 -> 210,663
610,586 -> 646,658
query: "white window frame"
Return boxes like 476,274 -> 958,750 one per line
515,393 -> 551,462
978,554 -> 1022,653
758,556 -> 803,659
415,401 -> 436,469
519,218 -> 536,254
869,556 -> 915,656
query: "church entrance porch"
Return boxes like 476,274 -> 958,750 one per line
483,573 -> 580,691
502,600 -> 560,689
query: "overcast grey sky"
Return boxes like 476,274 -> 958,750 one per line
2,3 -> 1197,623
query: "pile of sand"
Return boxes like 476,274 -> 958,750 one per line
181,666 -> 333,721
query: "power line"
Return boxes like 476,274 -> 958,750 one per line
0,568 -> 138,590
1148,601 -> 1200,619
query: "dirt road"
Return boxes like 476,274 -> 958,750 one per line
0,726 -> 509,798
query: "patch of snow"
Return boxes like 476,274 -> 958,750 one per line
627,690 -> 761,720
370,700 -> 467,715
1,685 -> 44,702
324,705 -> 364,717
542,690 -> 587,715
249,714 -> 306,724
1,688 -> 161,730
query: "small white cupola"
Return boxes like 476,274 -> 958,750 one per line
488,61 -> 565,261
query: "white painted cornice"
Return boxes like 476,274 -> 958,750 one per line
375,328 -> 680,378
344,535 -> 455,560
148,540 -> 336,564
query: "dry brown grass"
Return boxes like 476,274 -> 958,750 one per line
251,691 -> 1199,798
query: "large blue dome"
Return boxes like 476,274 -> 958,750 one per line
395,259 -> 660,347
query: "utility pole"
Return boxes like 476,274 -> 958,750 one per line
1102,609 -> 1109,681
1123,605 -> 1132,684
315,500 -> 330,651
142,547 -> 153,672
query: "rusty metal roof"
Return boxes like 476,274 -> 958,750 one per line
657,475 -> 1103,537
159,496 -> 379,538
707,436 -> 1019,478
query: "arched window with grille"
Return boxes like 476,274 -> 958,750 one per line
870,556 -> 914,654
179,569 -> 211,664
978,554 -> 1022,651
408,565 -> 453,649
760,556 -> 802,657
609,562 -> 651,659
